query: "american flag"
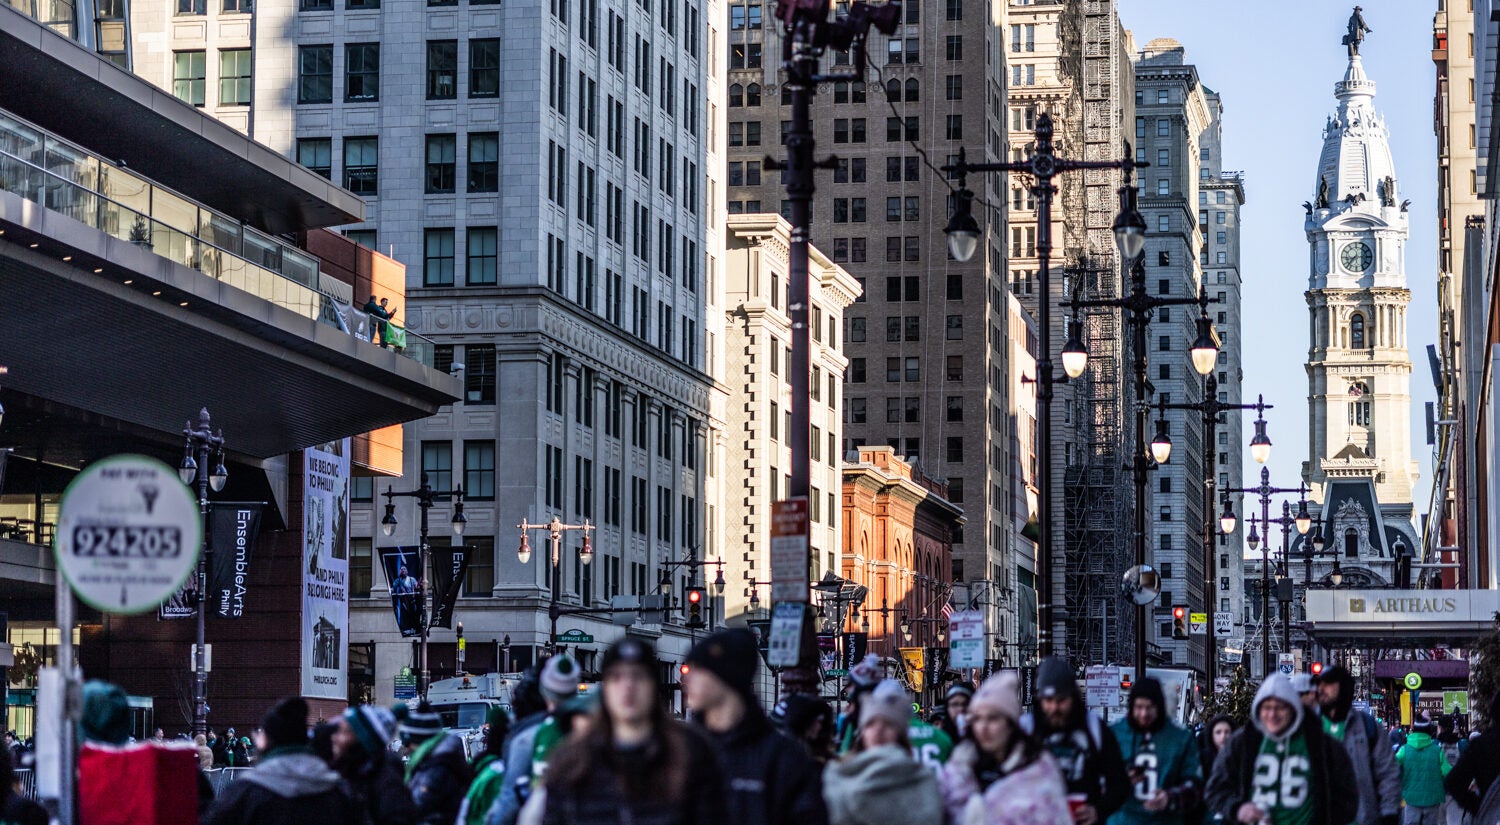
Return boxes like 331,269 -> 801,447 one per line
940,599 -> 954,620
1348,383 -> 1365,397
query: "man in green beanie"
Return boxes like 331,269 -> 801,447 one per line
332,703 -> 418,825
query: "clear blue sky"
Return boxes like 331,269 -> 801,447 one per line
1118,1 -> 1442,543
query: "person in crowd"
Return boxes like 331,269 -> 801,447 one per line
1205,674 -> 1357,825
195,734 -> 215,770
539,638 -> 722,825
1292,674 -> 1319,713
941,683 -> 975,743
209,728 -> 228,767
940,671 -> 1070,825
823,679 -> 943,825
1436,715 -> 1466,825
772,694 -> 837,765
399,699 -> 474,825
836,655 -> 886,755
1396,712 -> 1451,825
1198,715 -> 1235,778
0,746 -> 45,825
331,703 -> 418,825
486,657 -> 578,825
484,665 -> 550,825
1316,665 -> 1401,825
908,698 -> 955,774
1445,691 -> 1500,820
228,730 -> 251,767
203,697 -> 362,825
683,628 -> 828,825
459,707 -> 511,825
1020,656 -> 1131,825
1109,678 -> 1202,825
3,732 -> 21,769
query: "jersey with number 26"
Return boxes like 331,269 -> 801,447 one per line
1252,733 -> 1314,825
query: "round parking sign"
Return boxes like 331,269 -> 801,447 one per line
55,455 -> 202,614
1404,672 -> 1423,691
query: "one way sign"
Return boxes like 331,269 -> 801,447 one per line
1214,612 -> 1234,635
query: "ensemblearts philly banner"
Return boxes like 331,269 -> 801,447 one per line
208,503 -> 263,619
302,440 -> 349,699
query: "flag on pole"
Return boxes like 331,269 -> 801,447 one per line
940,598 -> 954,621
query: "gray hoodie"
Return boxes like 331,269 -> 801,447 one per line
822,745 -> 944,825
1250,674 -> 1303,743
241,752 -> 344,797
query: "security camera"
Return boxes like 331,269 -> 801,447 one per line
450,362 -> 465,375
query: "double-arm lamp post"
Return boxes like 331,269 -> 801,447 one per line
1220,467 -> 1309,676
516,517 -> 595,649
381,473 -> 466,699
942,114 -> 1149,657
659,547 -> 727,629
1149,387 -> 1272,687
179,408 -> 227,738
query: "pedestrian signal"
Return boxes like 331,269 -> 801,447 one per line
1310,661 -> 1323,676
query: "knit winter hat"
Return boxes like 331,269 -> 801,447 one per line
859,679 -> 912,731
261,697 -> 310,750
1413,712 -> 1436,735
970,672 -> 1022,721
343,704 -> 397,756
685,628 -> 760,700
396,699 -> 443,744
945,683 -> 975,703
1035,656 -> 1077,700
79,681 -> 131,745
540,654 -> 581,704
848,654 -> 883,689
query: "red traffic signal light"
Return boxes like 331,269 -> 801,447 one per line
1172,606 -> 1186,619
687,589 -> 703,604
1172,606 -> 1188,640
679,664 -> 691,677
685,586 -> 706,628
1311,661 -> 1323,676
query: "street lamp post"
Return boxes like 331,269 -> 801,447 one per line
943,115 -> 1148,656
1221,467 -> 1309,676
1151,385 -> 1272,688
516,517 -> 595,649
178,408 -> 226,738
1066,258 -> 1217,677
659,546 -> 727,629
862,598 -> 906,653
381,473 -> 466,699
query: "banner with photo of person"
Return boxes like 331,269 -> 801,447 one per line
302,440 -> 350,699
379,546 -> 424,637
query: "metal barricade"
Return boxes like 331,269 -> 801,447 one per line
204,766 -> 252,797
13,767 -> 37,800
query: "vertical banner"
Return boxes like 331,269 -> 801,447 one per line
840,631 -> 868,672
428,545 -> 469,630
302,441 -> 349,699
380,546 -> 425,637
208,503 -> 263,619
158,586 -> 196,620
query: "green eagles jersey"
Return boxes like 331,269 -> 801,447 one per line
908,720 -> 952,772
1251,732 -> 1314,825
1322,717 -> 1347,742
530,716 -> 564,782
1107,720 -> 1202,825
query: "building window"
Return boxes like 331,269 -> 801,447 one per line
176,0 -> 206,14
343,137 -> 378,195
470,39 -> 500,98
1350,313 -> 1366,349
424,228 -> 455,286
465,345 -> 496,404
468,133 -> 500,193
467,227 -> 498,286
463,537 -> 495,596
422,441 -> 453,492
425,134 -> 456,194
301,0 -> 332,9
427,40 -> 458,99
218,49 -> 252,106
172,51 -> 206,106
345,43 -> 381,101
348,0 -> 379,7
296,138 -> 331,179
464,441 -> 496,499
298,45 -> 333,103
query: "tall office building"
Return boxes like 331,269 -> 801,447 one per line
126,0 -> 723,689
722,0 -> 1010,648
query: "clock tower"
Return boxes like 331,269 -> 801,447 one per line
1303,42 -> 1419,561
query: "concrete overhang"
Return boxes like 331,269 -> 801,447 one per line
0,192 -> 461,458
0,5 -> 363,235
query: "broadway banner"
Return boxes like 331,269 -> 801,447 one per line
428,544 -> 469,630
207,503 -> 263,619
379,546 -> 424,638
302,440 -> 350,700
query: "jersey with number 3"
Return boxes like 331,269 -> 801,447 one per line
1252,733 -> 1314,825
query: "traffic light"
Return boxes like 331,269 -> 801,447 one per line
686,586 -> 706,628
1172,606 -> 1188,640
1311,661 -> 1324,676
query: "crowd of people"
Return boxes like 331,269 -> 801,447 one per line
12,632 -> 1500,825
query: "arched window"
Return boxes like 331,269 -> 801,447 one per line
886,78 -> 901,102
729,83 -> 743,107
1350,312 -> 1366,349
1344,528 -> 1359,558
746,83 -> 761,107
905,77 -> 919,102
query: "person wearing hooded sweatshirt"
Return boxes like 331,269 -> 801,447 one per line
1316,665 -> 1401,825
1396,713 -> 1451,825
939,670 -> 1071,825
540,638 -> 723,825
684,628 -> 829,825
822,679 -> 944,825
1204,674 -> 1357,825
331,703 -> 419,825
1019,656 -> 1131,825
941,683 -> 975,743
459,707 -> 511,825
836,654 -> 886,755
1445,691 -> 1500,819
486,656 -> 579,825
399,699 -> 474,825
203,697 -> 362,825
1108,678 -> 1202,825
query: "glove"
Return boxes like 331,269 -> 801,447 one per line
1379,814 -> 1400,825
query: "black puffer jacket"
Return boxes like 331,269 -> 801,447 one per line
202,750 -> 363,825
342,750 -> 419,825
407,733 -> 474,825
542,722 -> 724,825
696,709 -> 828,825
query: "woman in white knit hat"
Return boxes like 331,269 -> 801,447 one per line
822,679 -> 944,825
939,671 -> 1070,825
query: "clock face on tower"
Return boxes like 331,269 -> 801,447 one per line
1340,241 -> 1374,273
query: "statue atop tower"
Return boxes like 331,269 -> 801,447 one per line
1343,6 -> 1372,57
